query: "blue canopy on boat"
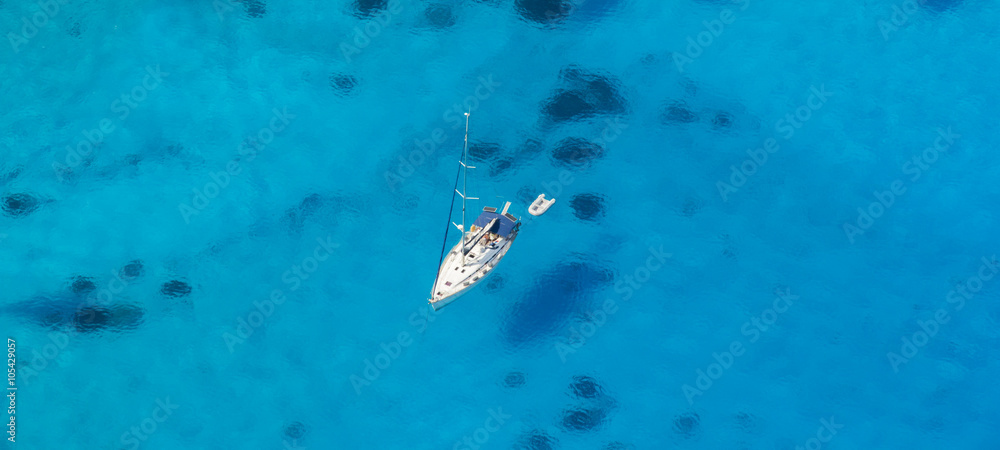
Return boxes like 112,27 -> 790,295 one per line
473,210 -> 518,237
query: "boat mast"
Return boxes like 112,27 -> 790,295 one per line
460,112 -> 471,266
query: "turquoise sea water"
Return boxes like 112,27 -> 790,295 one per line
2,0 -> 999,448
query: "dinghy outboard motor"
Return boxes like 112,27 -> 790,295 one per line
528,194 -> 556,216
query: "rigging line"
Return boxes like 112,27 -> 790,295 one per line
432,153 -> 464,294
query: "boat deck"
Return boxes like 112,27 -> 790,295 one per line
430,224 -> 518,309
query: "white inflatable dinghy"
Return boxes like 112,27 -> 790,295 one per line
528,194 -> 556,216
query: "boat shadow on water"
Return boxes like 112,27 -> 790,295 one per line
500,254 -> 615,348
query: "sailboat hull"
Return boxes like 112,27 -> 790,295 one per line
429,219 -> 519,310
428,113 -> 525,311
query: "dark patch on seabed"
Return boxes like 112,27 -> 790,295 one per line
485,274 -> 505,293
460,142 -> 517,178
517,186 -> 537,205
0,164 -> 22,183
713,111 -> 734,129
353,0 -> 387,18
72,304 -> 144,333
734,411 -> 757,432
541,66 -> 627,126
283,193 -> 329,233
673,412 -> 701,438
161,280 -> 192,298
550,137 -> 604,169
489,157 -> 515,178
4,295 -> 145,334
680,197 -> 703,217
2,192 -> 42,217
72,306 -> 113,332
559,375 -> 618,432
923,0 -> 964,12
424,4 -> 456,29
514,138 -> 545,161
501,256 -> 614,347
513,429 -> 557,450
330,73 -> 358,96
67,21 -> 81,38
238,0 -> 266,17
514,0 -> 574,24
503,371 -> 525,388
661,102 -> 699,124
569,375 -> 603,399
283,421 -> 307,439
468,142 -> 504,162
560,407 -> 607,432
70,276 -> 97,295
514,0 -> 621,24
120,260 -> 145,280
391,193 -> 419,214
570,193 -> 606,221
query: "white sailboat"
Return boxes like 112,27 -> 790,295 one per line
429,112 -> 544,310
